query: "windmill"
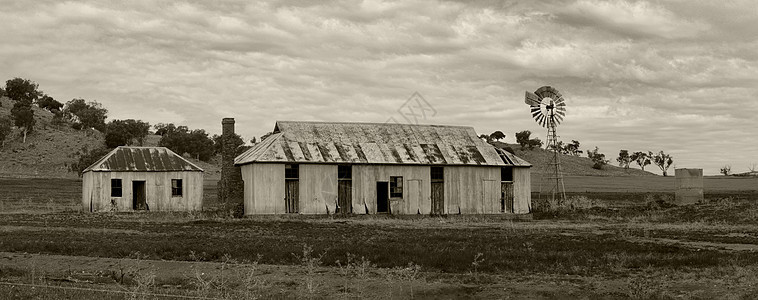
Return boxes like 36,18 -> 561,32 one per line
525,86 -> 567,203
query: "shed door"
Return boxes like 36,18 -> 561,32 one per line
431,182 -> 444,215
501,182 -> 514,213
285,180 -> 299,213
132,181 -> 147,210
337,181 -> 352,214
377,182 -> 389,213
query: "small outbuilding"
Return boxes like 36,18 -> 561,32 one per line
82,146 -> 204,212
235,121 -> 532,215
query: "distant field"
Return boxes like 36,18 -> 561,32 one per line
533,175 -> 758,193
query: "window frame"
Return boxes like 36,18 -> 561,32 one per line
171,179 -> 183,197
285,164 -> 299,180
338,165 -> 352,181
389,176 -> 403,198
111,179 -> 122,197
501,167 -> 514,182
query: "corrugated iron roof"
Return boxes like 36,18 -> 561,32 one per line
83,147 -> 204,172
235,121 -> 531,167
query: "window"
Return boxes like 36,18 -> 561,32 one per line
431,167 -> 444,182
111,179 -> 122,197
390,176 -> 403,198
285,164 -> 299,180
338,165 -> 352,180
501,167 -> 513,182
171,179 -> 183,197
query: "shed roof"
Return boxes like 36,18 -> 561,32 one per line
83,146 -> 204,172
235,121 -> 531,167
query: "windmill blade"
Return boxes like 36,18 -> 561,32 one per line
525,91 -> 541,106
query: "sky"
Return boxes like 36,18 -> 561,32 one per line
0,0 -> 756,175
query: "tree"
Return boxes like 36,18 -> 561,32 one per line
212,132 -> 245,156
489,131 -> 505,142
527,137 -> 543,150
0,116 -> 11,148
63,98 -> 108,131
10,101 -> 35,143
70,146 -> 113,177
587,147 -> 609,170
749,163 -> 757,173
158,124 -> 216,162
478,134 -> 492,143
630,151 -> 651,171
566,140 -> 582,156
515,130 -> 531,150
250,137 -> 257,144
154,123 -> 170,136
617,150 -> 631,169
651,151 -> 674,176
720,165 -> 731,176
5,78 -> 41,103
105,119 -> 150,148
37,94 -> 63,112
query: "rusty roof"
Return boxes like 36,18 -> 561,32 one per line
235,121 -> 531,167
83,147 -> 204,172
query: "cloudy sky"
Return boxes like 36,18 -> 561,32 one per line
1,0 -> 756,175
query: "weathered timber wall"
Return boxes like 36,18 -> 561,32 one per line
82,171 -> 203,212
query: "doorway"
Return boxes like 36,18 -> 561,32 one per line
132,181 -> 147,210
431,167 -> 444,215
376,182 -> 389,213
337,165 -> 352,214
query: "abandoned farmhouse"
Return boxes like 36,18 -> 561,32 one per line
82,146 -> 204,212
234,121 -> 532,215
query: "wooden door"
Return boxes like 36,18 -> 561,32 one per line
431,182 -> 444,215
376,182 -> 389,213
132,181 -> 147,210
337,180 -> 352,214
285,180 -> 299,213
501,182 -> 514,213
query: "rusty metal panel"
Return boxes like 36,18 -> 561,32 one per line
83,147 -> 203,172
234,121 -> 532,167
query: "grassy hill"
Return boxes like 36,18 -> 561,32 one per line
492,142 -> 657,177
0,97 -> 220,179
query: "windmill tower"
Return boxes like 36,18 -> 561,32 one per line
525,86 -> 567,203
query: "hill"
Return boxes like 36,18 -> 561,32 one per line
492,142 -> 657,177
0,97 -> 220,179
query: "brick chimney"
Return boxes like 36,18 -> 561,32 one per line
219,118 -> 244,212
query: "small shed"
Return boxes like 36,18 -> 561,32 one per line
82,146 -> 204,212
235,121 -> 532,215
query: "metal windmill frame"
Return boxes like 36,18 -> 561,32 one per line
525,86 -> 567,204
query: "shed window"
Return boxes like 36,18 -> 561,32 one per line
285,164 -> 299,180
431,167 -> 444,182
501,167 -> 513,182
171,179 -> 183,197
390,176 -> 403,198
338,165 -> 352,180
111,179 -> 122,197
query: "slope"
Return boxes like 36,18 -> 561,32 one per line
492,142 -> 657,177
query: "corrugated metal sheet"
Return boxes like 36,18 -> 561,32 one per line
235,121 -> 531,167
83,147 -> 204,172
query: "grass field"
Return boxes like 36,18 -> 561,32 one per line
1,176 -> 757,299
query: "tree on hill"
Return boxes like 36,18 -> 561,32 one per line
489,131 -> 505,142
5,78 -> 42,103
105,119 -> 150,148
617,150 -> 631,169
587,147 -> 609,170
478,134 -> 492,143
515,130 -> 543,150
0,116 -> 11,148
630,151 -> 651,171
63,98 -> 108,131
260,131 -> 274,142
566,140 -> 582,156
651,151 -> 674,176
0,87 -> 5,101
720,165 -> 731,176
158,124 -> 215,162
37,94 -> 63,112
10,100 -> 35,143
